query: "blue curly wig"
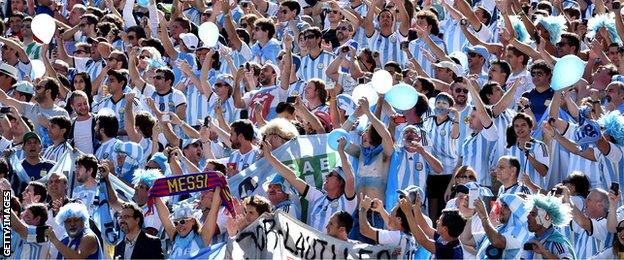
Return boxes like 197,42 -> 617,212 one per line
56,202 -> 90,228
132,168 -> 164,187
535,15 -> 567,45
587,14 -> 622,45
598,110 -> 624,145
510,16 -> 530,43
528,194 -> 572,227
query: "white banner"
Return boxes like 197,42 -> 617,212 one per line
228,212 -> 396,259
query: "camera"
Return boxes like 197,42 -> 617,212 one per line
611,182 -> 620,196
341,46 -> 350,53
400,41 -> 409,50
0,107 -> 10,114
523,242 -> 535,251
524,141 -> 533,150
614,1 -> 621,10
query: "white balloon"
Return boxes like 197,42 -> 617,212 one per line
32,14 -> 56,44
371,70 -> 393,94
351,84 -> 378,106
30,59 -> 45,79
198,22 -> 220,48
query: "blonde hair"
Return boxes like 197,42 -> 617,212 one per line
260,118 -> 299,141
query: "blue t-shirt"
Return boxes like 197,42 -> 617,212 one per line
434,232 -> 463,259
521,87 -> 554,122
21,159 -> 55,181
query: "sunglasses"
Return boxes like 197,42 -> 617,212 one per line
304,35 -> 317,39
330,10 -> 339,14
454,88 -> 469,94
106,57 -> 118,62
556,41 -> 569,47
531,71 -> 545,77
617,226 -> 624,232
153,75 -> 165,80
456,175 -> 468,179
336,26 -> 349,31
467,52 -> 480,57
139,55 -> 149,60
127,35 -> 136,40
74,50 -> 88,54
173,218 -> 191,226
240,23 -> 248,27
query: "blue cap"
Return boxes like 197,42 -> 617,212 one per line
396,185 -> 425,205
329,166 -> 346,181
13,81 -> 34,95
463,45 -> 491,61
181,139 -> 201,149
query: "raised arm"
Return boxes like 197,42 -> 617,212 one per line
280,34 -> 294,91
124,93 -> 143,142
475,198 -> 507,248
221,0 -> 242,51
492,78 -> 521,116
337,138 -> 355,198
399,199 -> 435,253
468,79 -> 493,126
232,68 -> 248,109
0,37 -> 30,64
0,88 -> 27,113
262,141 -> 308,194
128,48 -> 146,88
10,209 -> 28,238
358,195 -> 380,242
154,197 -> 176,239
360,98 -> 394,157
362,0 -> 376,37
157,22 -> 178,61
200,187 -> 222,245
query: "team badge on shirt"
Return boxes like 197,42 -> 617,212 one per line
330,201 -> 338,208
416,162 -> 423,171
544,99 -> 551,106
40,170 -> 47,177
317,63 -> 324,69
440,130 -> 447,136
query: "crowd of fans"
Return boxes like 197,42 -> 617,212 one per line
2,0 -> 624,258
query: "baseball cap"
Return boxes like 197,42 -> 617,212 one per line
0,63 -> 19,81
23,132 -> 41,143
433,61 -> 461,76
336,94 -> 357,116
327,166 -> 347,181
396,185 -> 425,205
215,74 -> 233,86
13,81 -> 34,95
463,45 -> 491,61
180,33 -> 199,51
265,62 -> 281,78
181,138 -> 201,149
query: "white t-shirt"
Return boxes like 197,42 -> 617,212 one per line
73,117 -> 94,154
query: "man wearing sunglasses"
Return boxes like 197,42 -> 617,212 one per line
299,27 -> 333,82
250,18 -> 281,64
114,202 -> 164,259
521,60 -> 554,122
463,45 -> 490,86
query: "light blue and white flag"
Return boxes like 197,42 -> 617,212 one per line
227,134 -> 341,223
189,242 -> 226,259
38,149 -> 76,193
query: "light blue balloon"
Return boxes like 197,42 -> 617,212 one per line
551,55 -> 586,90
327,129 -> 349,150
137,0 -> 149,8
385,83 -> 418,110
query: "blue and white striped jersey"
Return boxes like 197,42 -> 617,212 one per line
367,29 -> 406,68
596,142 -> 624,198
95,138 -> 120,162
208,95 -> 239,125
42,142 -> 71,162
180,75 -> 211,126
74,58 -> 104,84
393,147 -> 431,193
408,35 -> 446,76
274,200 -> 301,220
505,139 -> 549,189
572,217 -> 611,260
142,84 -> 187,114
91,94 -> 137,131
182,7 -> 201,26
250,39 -> 282,64
299,51 -> 334,82
423,117 -> 458,175
13,233 -> 52,259
462,124 -> 498,186
496,183 -> 532,197
226,148 -> 261,172
218,43 -> 253,75
303,184 -> 357,232
492,108 -> 516,165
522,227 -> 575,259
378,230 -> 418,259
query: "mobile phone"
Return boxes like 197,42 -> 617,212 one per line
373,51 -> 379,58
614,1 -> 621,9
162,114 -> 170,122
341,46 -> 350,53
524,141 -> 533,150
0,107 -> 10,113
468,188 -> 479,209
523,242 -> 534,251
611,182 -> 620,195
244,62 -> 250,71
555,187 -> 563,196
287,96 -> 296,103
241,1 -> 249,7
203,116 -> 211,127
240,109 -> 249,119
393,115 -> 407,124
530,2 -> 537,10
400,41 -> 409,50
460,18 -> 468,26
358,77 -> 367,84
